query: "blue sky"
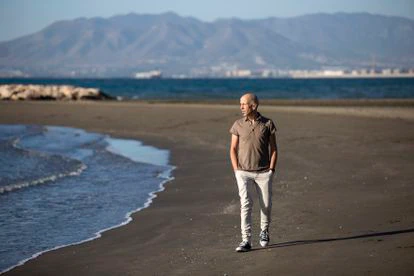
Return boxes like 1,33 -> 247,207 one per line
0,0 -> 413,42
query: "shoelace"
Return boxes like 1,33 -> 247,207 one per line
239,241 -> 249,246
260,231 -> 269,240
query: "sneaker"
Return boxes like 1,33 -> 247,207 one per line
259,229 -> 270,247
235,240 -> 251,252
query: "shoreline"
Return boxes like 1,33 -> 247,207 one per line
121,98 -> 414,107
1,165 -> 176,275
0,125 -> 176,274
1,166 -> 176,275
3,98 -> 414,106
1,101 -> 413,275
2,99 -> 413,121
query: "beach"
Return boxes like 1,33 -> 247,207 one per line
1,100 -> 413,275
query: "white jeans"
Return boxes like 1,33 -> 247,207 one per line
235,170 -> 274,242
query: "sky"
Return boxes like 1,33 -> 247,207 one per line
0,0 -> 413,42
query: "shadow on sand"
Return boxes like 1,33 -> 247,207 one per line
251,228 -> 414,251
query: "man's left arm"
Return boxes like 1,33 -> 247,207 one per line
269,133 -> 277,172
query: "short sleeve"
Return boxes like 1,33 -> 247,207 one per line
229,121 -> 239,136
269,120 -> 277,135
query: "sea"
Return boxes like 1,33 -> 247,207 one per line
0,77 -> 413,273
0,124 -> 174,273
1,77 -> 414,100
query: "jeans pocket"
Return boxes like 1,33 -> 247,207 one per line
267,170 -> 275,178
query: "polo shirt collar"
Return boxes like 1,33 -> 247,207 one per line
244,112 -> 262,122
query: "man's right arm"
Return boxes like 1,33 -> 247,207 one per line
230,134 -> 239,171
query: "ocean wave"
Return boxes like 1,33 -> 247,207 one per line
0,129 -> 88,194
0,163 -> 86,194
0,165 -> 175,274
0,124 -> 175,274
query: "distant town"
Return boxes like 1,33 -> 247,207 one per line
1,68 -> 414,79
133,68 -> 414,79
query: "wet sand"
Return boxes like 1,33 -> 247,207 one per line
1,101 -> 413,275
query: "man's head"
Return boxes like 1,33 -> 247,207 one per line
240,93 -> 259,118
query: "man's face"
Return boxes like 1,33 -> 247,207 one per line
240,96 -> 255,117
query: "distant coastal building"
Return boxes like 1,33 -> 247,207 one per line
287,69 -> 414,78
188,67 -> 414,78
225,69 -> 252,78
134,70 -> 162,79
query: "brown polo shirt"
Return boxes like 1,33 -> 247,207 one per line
230,113 -> 277,171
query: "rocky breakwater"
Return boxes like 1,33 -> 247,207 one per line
0,84 -> 114,100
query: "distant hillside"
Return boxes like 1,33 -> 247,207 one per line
0,12 -> 413,77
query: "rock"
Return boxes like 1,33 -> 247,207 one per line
0,84 -> 114,101
0,86 -> 13,99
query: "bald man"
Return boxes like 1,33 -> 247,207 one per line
229,93 -> 277,252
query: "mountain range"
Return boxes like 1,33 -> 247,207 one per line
0,12 -> 413,77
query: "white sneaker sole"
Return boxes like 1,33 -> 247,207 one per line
260,241 -> 269,247
235,247 -> 251,252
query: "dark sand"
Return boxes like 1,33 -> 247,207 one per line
1,101 -> 413,275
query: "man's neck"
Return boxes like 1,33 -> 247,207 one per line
246,111 -> 259,121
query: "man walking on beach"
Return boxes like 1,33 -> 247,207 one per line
229,93 -> 277,252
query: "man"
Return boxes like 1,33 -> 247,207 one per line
229,93 -> 277,252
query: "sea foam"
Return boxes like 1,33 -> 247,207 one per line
0,125 -> 175,274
